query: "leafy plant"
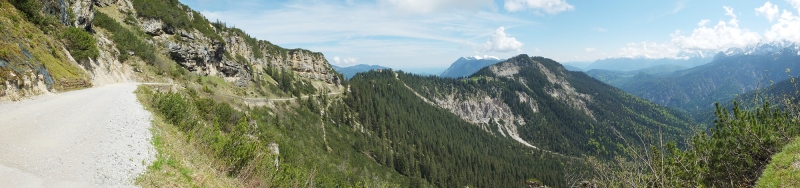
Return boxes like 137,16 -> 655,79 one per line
62,27 -> 99,61
93,11 -> 156,63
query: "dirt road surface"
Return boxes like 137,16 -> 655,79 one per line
0,83 -> 154,187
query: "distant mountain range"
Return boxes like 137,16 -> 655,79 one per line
331,64 -> 390,79
562,64 -> 584,71
439,56 -> 503,78
586,64 -> 688,86
587,42 -> 800,112
584,56 -> 712,71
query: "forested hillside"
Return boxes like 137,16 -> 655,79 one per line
399,54 -> 697,158
346,70 -> 578,187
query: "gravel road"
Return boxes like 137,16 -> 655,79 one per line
0,83 -> 154,187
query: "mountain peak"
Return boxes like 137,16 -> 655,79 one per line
441,56 -> 505,78
723,41 -> 800,56
463,55 -> 501,61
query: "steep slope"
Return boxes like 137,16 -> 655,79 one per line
439,56 -> 502,78
2,0 -> 343,102
615,46 -> 800,111
331,64 -> 388,79
400,54 -> 696,157
344,70 -> 578,187
0,0 -> 93,101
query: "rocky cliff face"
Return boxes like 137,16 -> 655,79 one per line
121,0 -> 340,87
2,0 -> 340,101
430,92 -> 536,148
491,57 -> 594,119
41,0 -> 94,30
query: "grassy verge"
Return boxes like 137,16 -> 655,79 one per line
757,137 -> 800,187
135,85 -> 242,187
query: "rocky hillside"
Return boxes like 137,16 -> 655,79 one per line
0,0 -> 341,101
399,54 -> 696,156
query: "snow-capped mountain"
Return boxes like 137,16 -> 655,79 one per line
723,41 -> 800,56
463,55 -> 502,61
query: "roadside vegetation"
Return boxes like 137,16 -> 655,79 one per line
586,76 -> 800,187
61,27 -> 98,61
135,83 -> 405,187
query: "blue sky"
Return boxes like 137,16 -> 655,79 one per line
178,0 -> 800,70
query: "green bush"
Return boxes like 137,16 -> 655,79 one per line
93,12 -> 156,63
657,102 -> 799,187
153,92 -> 196,131
10,0 -> 42,24
11,0 -> 60,29
62,27 -> 99,61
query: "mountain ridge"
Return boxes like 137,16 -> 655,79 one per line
439,56 -> 503,78
400,54 -> 696,157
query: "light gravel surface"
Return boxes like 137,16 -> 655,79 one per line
0,83 -> 155,188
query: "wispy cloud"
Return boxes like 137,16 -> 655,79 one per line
378,0 -> 496,14
198,0 -> 536,67
332,56 -> 360,66
647,0 -> 687,22
504,0 -> 574,14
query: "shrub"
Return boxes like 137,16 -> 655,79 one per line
62,27 -> 99,61
93,12 -> 156,63
153,92 -> 196,131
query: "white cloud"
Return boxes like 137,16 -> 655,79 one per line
697,19 -> 710,27
756,2 -> 780,22
790,0 -> 800,12
618,42 -> 680,59
379,0 -> 494,14
479,27 -> 524,53
724,6 -> 737,19
670,6 -> 761,51
504,0 -> 574,14
765,10 -> 800,43
584,48 -> 596,53
332,56 -> 360,66
198,1 -> 534,68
